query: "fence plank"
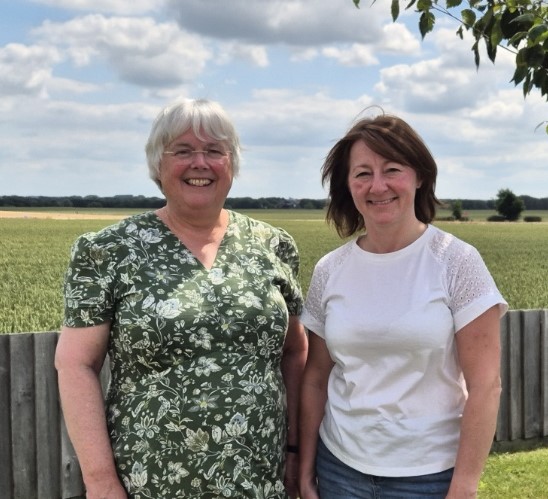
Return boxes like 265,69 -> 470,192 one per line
542,310 -> 548,436
508,311 -> 524,440
0,334 -> 13,498
523,310 -> 541,439
60,413 -> 85,498
10,333 -> 37,499
496,313 -> 510,442
35,332 -> 61,499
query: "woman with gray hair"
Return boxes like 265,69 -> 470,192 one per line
56,98 -> 307,498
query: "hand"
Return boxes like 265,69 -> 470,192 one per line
445,478 -> 479,499
85,477 -> 128,499
284,452 -> 300,498
298,474 -> 320,499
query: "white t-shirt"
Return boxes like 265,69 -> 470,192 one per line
300,225 -> 507,477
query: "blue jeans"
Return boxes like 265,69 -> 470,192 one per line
316,438 -> 453,498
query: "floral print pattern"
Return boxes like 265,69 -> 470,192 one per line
63,211 -> 303,498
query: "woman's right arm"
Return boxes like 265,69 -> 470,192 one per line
299,331 -> 334,499
55,323 -> 127,499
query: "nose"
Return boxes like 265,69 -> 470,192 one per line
370,173 -> 388,193
190,151 -> 209,167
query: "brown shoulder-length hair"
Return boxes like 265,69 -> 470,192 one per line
322,113 -> 442,238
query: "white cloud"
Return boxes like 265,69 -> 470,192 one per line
380,23 -> 420,54
30,0 -> 165,15
374,27 -> 517,113
32,15 -> 212,87
0,43 -> 62,96
217,42 -> 269,67
165,0 -> 390,45
322,44 -> 379,67
289,48 -> 319,62
233,89 -> 374,147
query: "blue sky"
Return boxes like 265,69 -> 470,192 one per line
1,0 -> 547,201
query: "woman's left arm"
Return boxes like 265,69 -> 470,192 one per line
281,315 -> 308,498
447,305 -> 502,498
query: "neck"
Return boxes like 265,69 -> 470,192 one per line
157,205 -> 229,242
156,206 -> 229,269
360,221 -> 427,254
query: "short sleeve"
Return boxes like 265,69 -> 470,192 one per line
275,228 -> 304,316
446,243 -> 508,332
63,233 -> 117,327
300,256 -> 329,337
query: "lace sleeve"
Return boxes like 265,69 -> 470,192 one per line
301,242 -> 353,337
438,234 -> 507,331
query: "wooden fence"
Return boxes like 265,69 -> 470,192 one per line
0,309 -> 547,499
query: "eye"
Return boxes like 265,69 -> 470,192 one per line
174,148 -> 193,158
206,148 -> 225,160
355,170 -> 371,178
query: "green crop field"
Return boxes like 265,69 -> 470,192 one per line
1,209 -> 547,334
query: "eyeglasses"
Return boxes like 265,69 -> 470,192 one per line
163,147 -> 230,165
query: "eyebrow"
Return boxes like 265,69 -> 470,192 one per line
169,140 -> 222,149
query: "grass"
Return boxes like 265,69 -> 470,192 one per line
479,447 -> 548,498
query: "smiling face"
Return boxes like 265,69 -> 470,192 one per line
158,128 -> 233,215
347,140 -> 421,231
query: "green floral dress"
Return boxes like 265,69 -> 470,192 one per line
63,210 -> 303,498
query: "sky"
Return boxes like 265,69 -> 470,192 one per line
1,0 -> 547,202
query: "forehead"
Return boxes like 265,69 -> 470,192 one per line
169,128 -> 219,147
349,140 -> 387,166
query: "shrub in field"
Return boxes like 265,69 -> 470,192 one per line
495,188 -> 525,221
451,200 -> 463,221
487,215 -> 507,222
523,216 -> 542,222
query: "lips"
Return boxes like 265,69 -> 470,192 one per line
185,178 -> 213,186
368,197 -> 396,205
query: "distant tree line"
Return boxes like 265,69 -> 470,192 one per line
0,195 -> 326,210
0,194 -> 547,210
443,196 -> 548,211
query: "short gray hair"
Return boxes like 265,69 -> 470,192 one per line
145,98 -> 241,190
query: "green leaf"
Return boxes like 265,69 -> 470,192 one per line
523,73 -> 534,96
528,24 -> 548,44
391,0 -> 400,21
491,13 -> 503,44
511,57 -> 528,85
417,0 -> 432,12
353,0 -> 361,7
461,9 -> 476,28
508,31 -> 528,47
472,40 -> 481,68
524,45 -> 546,66
405,0 -> 416,9
446,0 -> 462,7
512,13 -> 535,30
533,67 -> 547,90
500,7 -> 521,38
419,11 -> 435,38
486,38 -> 498,63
